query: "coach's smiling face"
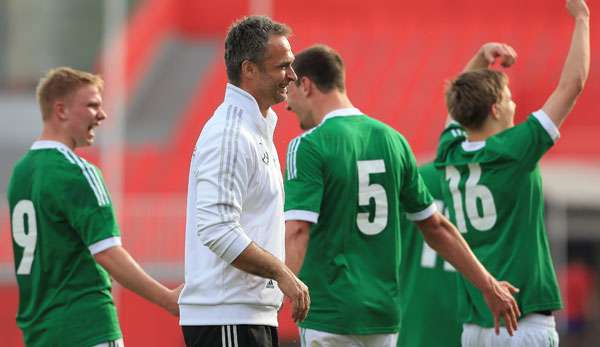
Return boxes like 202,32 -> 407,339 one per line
253,34 -> 297,109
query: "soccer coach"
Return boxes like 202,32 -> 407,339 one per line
178,16 -> 310,347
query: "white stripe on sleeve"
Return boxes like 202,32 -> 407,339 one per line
533,109 -> 560,142
88,236 -> 122,255
284,210 -> 319,223
406,203 -> 438,221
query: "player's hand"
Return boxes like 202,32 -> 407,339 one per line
482,279 -> 521,336
480,43 -> 517,68
162,283 -> 184,316
277,270 -> 310,322
567,0 -> 589,19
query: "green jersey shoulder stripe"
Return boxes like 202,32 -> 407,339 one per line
287,108 -> 362,180
60,148 -> 110,206
286,137 -> 300,180
57,147 -> 110,206
286,127 -> 317,180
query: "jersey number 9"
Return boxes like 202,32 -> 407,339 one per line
11,200 -> 37,275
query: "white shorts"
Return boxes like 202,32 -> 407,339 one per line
462,314 -> 559,347
93,338 -> 125,347
300,327 -> 398,347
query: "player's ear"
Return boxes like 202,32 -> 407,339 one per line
490,103 -> 500,120
54,100 -> 68,121
240,60 -> 257,81
300,76 -> 312,96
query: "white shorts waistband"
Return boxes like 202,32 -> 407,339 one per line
179,303 -> 278,327
463,313 -> 555,331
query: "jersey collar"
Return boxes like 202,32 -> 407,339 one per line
321,107 -> 363,124
31,140 -> 73,152
461,140 -> 485,152
225,83 -> 277,139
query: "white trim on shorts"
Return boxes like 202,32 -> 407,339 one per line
462,314 -> 558,347
300,327 -> 398,347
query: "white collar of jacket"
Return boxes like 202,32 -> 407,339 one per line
225,83 -> 278,140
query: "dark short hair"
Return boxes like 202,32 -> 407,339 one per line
445,69 -> 508,130
292,44 -> 345,93
224,16 -> 292,85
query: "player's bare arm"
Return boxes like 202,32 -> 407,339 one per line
231,241 -> 310,322
463,42 -> 517,72
285,220 -> 311,274
94,246 -> 183,316
416,212 -> 521,336
542,0 -> 590,128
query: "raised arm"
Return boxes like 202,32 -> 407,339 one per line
445,42 -> 517,124
542,0 -> 590,128
463,42 -> 517,73
416,212 -> 521,336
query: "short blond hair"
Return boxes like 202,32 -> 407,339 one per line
36,67 -> 104,120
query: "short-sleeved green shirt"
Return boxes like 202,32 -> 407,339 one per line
284,109 -> 435,334
8,141 -> 122,347
434,111 -> 563,328
398,163 -> 461,347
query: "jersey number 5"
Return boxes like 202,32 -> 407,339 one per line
357,160 -> 388,235
12,200 -> 37,275
446,164 -> 497,233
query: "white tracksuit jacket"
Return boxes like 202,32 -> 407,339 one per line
179,83 -> 285,326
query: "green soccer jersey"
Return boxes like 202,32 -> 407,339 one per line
7,141 -> 122,347
398,163 -> 461,347
434,111 -> 563,328
284,108 -> 435,334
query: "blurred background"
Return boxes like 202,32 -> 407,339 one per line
0,0 -> 599,346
